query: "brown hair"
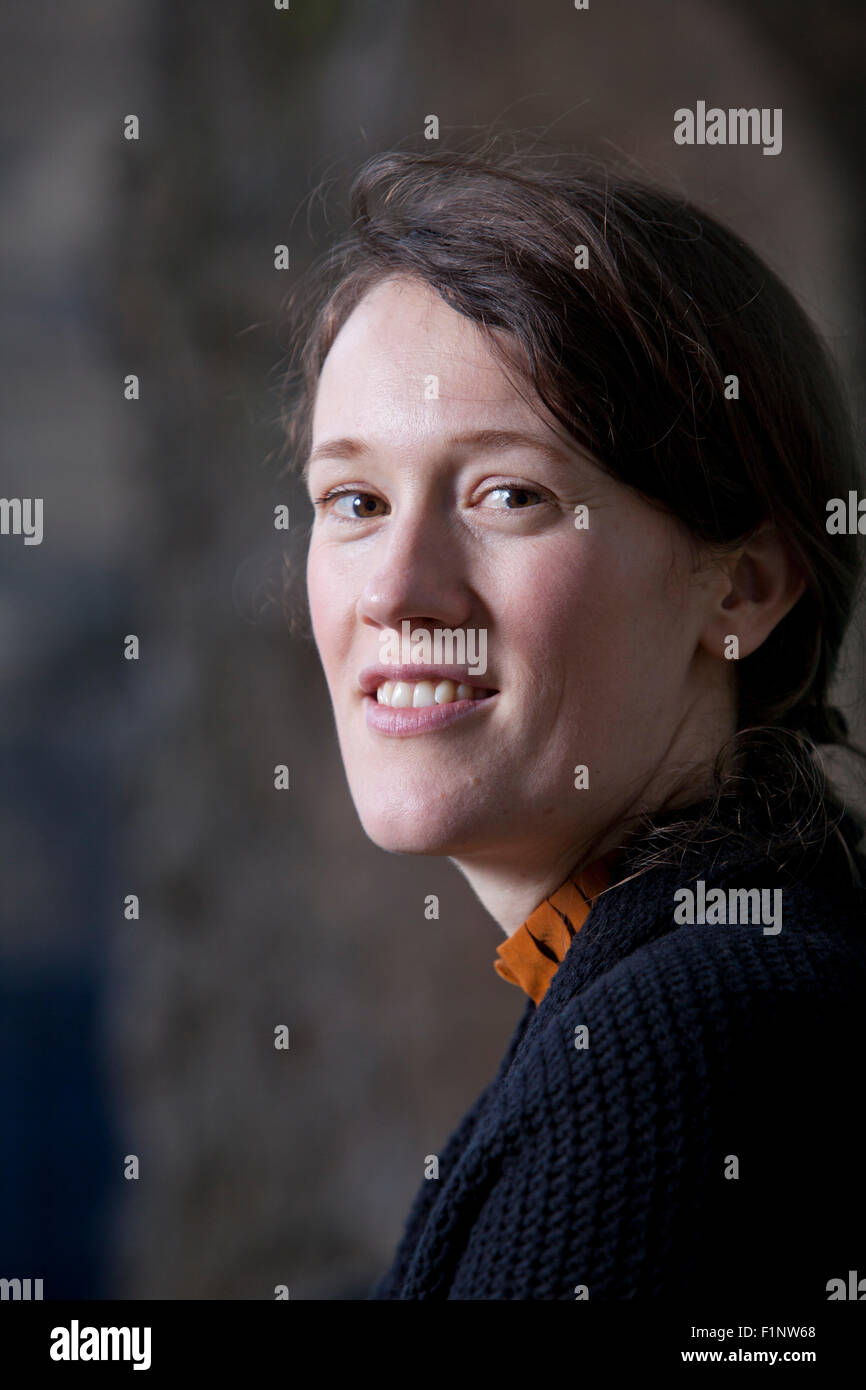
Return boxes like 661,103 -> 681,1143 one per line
282,144 -> 865,867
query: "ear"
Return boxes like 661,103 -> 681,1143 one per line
698,522 -> 807,662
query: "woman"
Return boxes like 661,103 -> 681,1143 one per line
283,147 -> 866,1300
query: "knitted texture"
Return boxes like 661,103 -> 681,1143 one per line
368,814 -> 866,1300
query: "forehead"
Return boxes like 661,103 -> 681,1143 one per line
310,275 -> 548,445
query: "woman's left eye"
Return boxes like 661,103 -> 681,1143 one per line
480,485 -> 545,509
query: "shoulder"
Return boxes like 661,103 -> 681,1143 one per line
447,822 -> 866,1299
479,861 -> 865,1297
508,854 -> 866,1107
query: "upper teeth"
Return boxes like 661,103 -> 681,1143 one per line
377,679 -> 479,708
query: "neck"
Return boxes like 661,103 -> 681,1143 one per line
452,819 -> 630,936
451,696 -> 732,934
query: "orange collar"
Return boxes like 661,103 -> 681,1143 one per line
494,854 -> 615,1005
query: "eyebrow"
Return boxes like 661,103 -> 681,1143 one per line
302,428 -> 572,481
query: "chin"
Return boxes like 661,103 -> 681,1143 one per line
354,795 -> 481,858
366,830 -> 446,856
359,816 -> 455,856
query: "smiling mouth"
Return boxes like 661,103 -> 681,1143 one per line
362,679 -> 499,739
376,678 -> 496,708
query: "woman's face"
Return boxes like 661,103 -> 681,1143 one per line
305,275 -> 729,878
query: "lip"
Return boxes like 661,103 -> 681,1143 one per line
363,689 -> 499,737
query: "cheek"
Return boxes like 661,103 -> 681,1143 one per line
306,542 -> 354,665
509,535 -> 652,654
509,531 -> 684,714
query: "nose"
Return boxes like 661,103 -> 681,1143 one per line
357,501 -> 473,633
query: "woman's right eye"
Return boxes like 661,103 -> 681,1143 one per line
316,489 -> 388,519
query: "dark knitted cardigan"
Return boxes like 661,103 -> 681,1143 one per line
369,803 -> 866,1300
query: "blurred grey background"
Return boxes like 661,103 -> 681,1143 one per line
1,0 -> 864,1298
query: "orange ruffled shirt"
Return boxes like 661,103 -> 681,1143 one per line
494,854 -> 615,1005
